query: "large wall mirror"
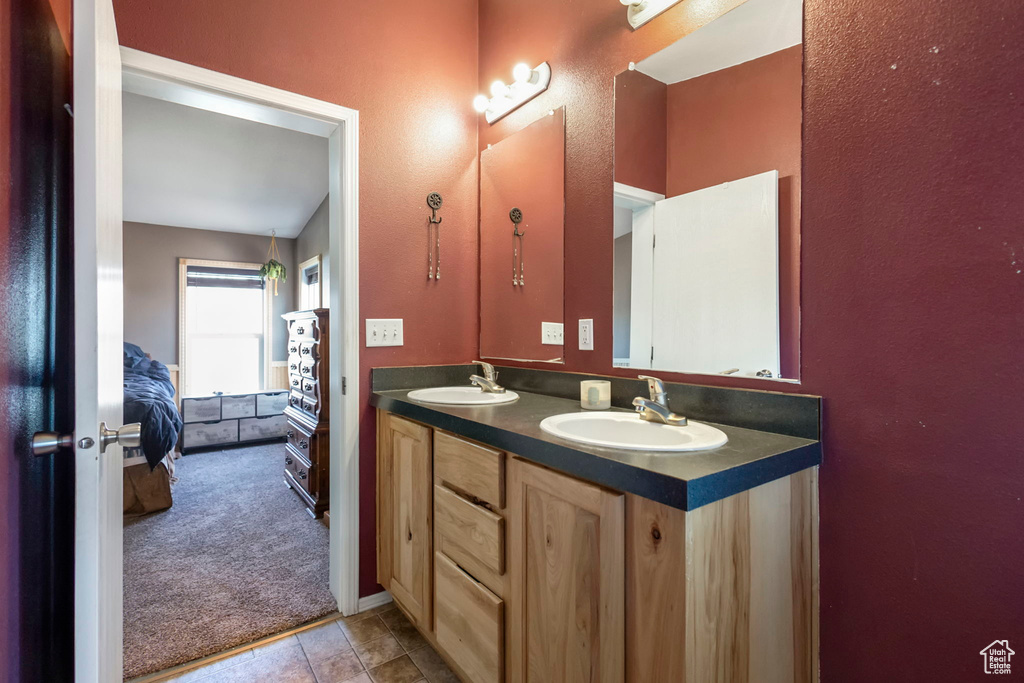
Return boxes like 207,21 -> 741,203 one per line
613,0 -> 802,381
480,108 -> 565,362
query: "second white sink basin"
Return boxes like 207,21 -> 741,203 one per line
539,411 -> 728,452
407,386 -> 520,406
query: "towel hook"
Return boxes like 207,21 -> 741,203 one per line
427,192 -> 443,279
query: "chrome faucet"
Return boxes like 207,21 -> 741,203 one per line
632,375 -> 687,426
470,360 -> 505,394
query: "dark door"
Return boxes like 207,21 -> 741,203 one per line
1,0 -> 76,680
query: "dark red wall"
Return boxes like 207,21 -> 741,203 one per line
112,0 -> 481,598
613,69 -> 666,195
480,0 -> 1024,678
480,108 -> 564,361
664,45 -> 802,377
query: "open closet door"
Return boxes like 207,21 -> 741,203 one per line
73,0 -> 124,680
650,170 -> 780,376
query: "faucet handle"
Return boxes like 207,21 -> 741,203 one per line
473,360 -> 496,381
637,375 -> 667,402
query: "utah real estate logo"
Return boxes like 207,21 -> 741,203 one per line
980,640 -> 1014,674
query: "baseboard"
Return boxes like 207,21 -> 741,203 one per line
357,591 -> 393,613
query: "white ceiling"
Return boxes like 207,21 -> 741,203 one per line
122,92 -> 328,238
635,0 -> 802,85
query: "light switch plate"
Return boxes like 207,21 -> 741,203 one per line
579,319 -> 594,351
542,322 -> 564,346
366,318 -> 404,347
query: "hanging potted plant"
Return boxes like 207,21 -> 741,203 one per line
261,231 -> 287,295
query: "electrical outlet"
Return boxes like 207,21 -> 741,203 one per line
365,318 -> 404,347
542,322 -> 564,345
579,319 -> 594,351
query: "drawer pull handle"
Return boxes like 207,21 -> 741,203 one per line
290,346 -> 298,354
299,440 -> 308,449
296,326 -> 305,334
304,382 -> 313,391
292,379 -> 300,386
290,363 -> 297,370
301,347 -> 311,355
285,457 -> 293,466
298,470 -> 307,480
286,430 -> 294,438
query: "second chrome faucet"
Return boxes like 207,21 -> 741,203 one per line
633,375 -> 687,426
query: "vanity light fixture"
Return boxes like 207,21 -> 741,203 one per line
621,0 -> 684,29
473,61 -> 552,124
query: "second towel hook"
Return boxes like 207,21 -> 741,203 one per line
510,207 -> 525,286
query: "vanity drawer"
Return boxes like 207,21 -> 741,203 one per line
435,484 -> 504,578
435,552 -> 504,683
434,431 -> 505,509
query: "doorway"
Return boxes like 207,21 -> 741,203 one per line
80,44 -> 362,681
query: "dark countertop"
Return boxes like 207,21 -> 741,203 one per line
372,388 -> 821,511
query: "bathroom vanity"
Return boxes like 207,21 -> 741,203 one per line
372,366 -> 820,683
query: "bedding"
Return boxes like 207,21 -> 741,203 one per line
123,342 -> 182,469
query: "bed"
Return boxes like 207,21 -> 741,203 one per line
122,342 -> 183,515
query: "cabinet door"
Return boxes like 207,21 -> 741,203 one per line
507,458 -> 625,683
377,412 -> 433,628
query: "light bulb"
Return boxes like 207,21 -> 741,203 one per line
490,80 -> 510,98
473,94 -> 490,113
513,63 -> 534,84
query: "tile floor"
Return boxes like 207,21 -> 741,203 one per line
163,604 -> 459,683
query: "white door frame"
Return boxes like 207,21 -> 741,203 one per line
120,48 -> 362,616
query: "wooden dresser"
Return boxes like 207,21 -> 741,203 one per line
282,308 -> 329,518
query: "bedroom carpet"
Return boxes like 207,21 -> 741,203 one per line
122,444 -> 336,680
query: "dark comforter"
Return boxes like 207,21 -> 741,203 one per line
123,343 -> 182,469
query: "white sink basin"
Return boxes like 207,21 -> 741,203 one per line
539,411 -> 728,452
407,386 -> 520,406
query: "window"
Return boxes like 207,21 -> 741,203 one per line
181,263 -> 268,396
298,254 -> 322,310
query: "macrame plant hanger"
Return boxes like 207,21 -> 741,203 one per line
261,230 -> 287,296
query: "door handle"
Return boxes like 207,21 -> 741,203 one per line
32,432 -> 75,456
99,422 -> 142,453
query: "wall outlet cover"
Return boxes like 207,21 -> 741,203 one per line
579,319 -> 594,351
366,318 -> 404,347
542,322 -> 564,346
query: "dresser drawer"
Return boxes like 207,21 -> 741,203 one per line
435,552 -> 504,683
286,424 -> 315,458
221,394 -> 256,420
284,445 -> 312,492
298,341 -> 318,361
181,419 -> 238,449
435,484 -> 504,577
256,391 -> 289,416
434,431 -> 505,508
181,396 -> 221,423
239,414 -> 288,441
289,318 -> 318,341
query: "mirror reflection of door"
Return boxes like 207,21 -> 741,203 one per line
479,108 -> 565,362
613,0 -> 803,380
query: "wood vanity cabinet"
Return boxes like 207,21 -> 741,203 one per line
376,412 -> 433,629
506,457 -> 625,683
375,409 -> 818,683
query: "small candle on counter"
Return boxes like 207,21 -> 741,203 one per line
580,380 -> 611,410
